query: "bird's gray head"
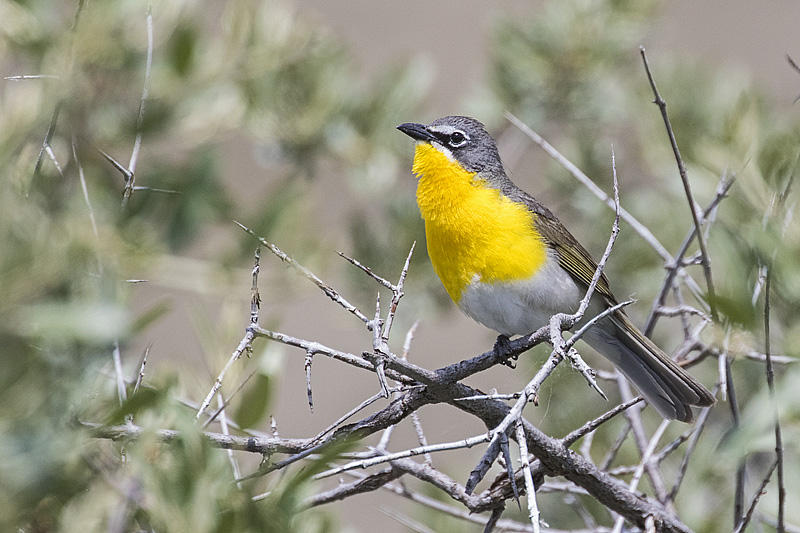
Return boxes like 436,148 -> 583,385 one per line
397,116 -> 505,176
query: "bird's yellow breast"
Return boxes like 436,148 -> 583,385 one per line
412,143 -> 547,302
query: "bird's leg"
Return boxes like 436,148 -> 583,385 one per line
493,334 -> 517,367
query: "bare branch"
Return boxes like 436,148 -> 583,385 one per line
313,433 -> 493,480
733,459 -> 780,533
112,341 -> 127,405
310,390 -> 389,444
122,6 -> 154,206
639,46 -> 718,321
217,395 -> 241,483
616,376 -> 669,503
763,271 -> 786,532
516,421 -> 541,533
196,248 -> 263,418
644,164 -> 734,336
610,419 -> 670,533
381,241 -> 415,343
567,299 -> 634,349
235,221 -> 369,324
72,134 -> 99,238
338,251 -> 395,290
304,467 -> 403,507
33,103 -> 61,180
668,397 -> 715,501
88,422 -> 307,454
562,397 -> 643,447
201,370 -> 256,430
304,351 -> 314,411
132,344 -> 150,395
4,74 -> 60,80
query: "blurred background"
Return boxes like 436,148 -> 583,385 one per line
2,0 -> 799,531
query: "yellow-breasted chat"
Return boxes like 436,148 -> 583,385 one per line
398,115 -> 714,422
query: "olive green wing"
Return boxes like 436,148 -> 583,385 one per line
513,189 -> 619,305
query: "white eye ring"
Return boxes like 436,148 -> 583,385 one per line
448,130 -> 467,148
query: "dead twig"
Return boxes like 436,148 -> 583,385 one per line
763,271 -> 786,533
639,46 -> 717,321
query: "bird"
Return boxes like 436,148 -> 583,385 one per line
397,115 -> 714,422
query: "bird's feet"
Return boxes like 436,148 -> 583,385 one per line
493,334 -> 518,368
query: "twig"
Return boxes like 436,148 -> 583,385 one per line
725,354 -> 747,528
196,248 -> 262,418
382,242 -> 415,343
610,419 -> 669,533
250,325 -> 412,384
88,422 -> 307,454
131,185 -> 181,194
132,344 -> 150,395
304,351 -> 314,411
313,433 -> 493,480
616,376 -> 669,503
482,506 -> 505,533
455,393 -> 522,401
4,74 -> 60,80
743,351 -> 796,364
368,473 -> 536,532
370,292 -> 391,397
122,6 -> 154,206
788,54 -> 800,104
654,305 -> 710,320
310,390 -> 389,444
566,299 -> 635,349
763,270 -> 785,533
600,422 -> 632,471
235,221 -> 369,324
217,395 -> 241,483
338,251 -> 395,290
399,322 -> 431,464
639,46 -> 717,321
733,459 -> 780,533
33,103 -> 61,180
44,144 -> 66,177
562,397 -> 643,447
644,174 -> 733,335
72,134 -> 99,238
516,421 -> 541,533
201,370 -> 257,429
303,467 -> 403,507
112,341 -> 127,405
667,397 -> 714,501
380,507 -> 436,533
97,147 -> 132,183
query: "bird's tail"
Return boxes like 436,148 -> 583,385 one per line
583,314 -> 715,422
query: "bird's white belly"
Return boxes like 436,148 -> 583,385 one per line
458,254 -> 583,337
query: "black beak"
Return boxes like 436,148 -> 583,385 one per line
397,122 -> 436,142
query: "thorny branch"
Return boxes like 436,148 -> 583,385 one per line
86,107 -> 765,531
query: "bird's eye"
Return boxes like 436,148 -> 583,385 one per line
449,131 -> 466,147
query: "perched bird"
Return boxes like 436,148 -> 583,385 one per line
398,116 -> 714,422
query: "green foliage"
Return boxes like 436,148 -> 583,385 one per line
471,0 -> 800,529
2,0 -> 799,531
0,0 -> 425,530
